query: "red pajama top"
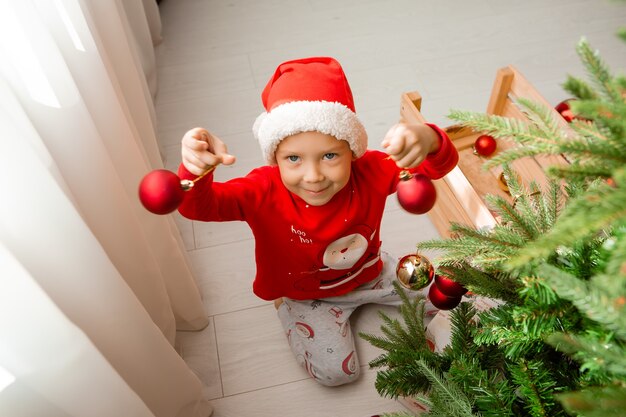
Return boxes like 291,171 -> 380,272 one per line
178,124 -> 458,301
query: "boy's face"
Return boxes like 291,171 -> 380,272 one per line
275,131 -> 354,206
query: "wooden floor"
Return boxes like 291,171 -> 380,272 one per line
153,1 -> 626,415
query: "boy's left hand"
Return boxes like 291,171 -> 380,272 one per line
381,123 -> 441,169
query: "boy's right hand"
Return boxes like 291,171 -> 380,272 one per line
181,128 -> 236,176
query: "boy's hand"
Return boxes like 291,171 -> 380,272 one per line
181,128 -> 236,176
381,123 -> 441,169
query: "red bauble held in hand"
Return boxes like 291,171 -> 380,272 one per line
138,166 -> 216,215
473,135 -> 497,157
428,283 -> 462,310
138,169 -> 186,215
396,171 -> 437,214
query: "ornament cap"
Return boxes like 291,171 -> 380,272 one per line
180,179 -> 194,191
398,170 -> 413,181
497,172 -> 509,193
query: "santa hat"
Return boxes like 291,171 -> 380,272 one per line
253,57 -> 368,165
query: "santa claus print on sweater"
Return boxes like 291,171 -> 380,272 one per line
293,224 -> 379,292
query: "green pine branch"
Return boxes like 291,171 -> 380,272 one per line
418,221 -> 525,271
418,169 -> 565,285
508,359 -> 566,417
367,36 -> 626,417
484,196 -> 537,241
545,163 -> 614,182
372,349 -> 435,398
575,37 -> 623,103
508,170 -> 626,268
604,225 -> 626,276
556,384 -> 626,417
414,359 -> 475,417
396,278 -> 432,348
516,96 -> 564,137
473,303 -> 568,361
446,110 -> 564,162
448,302 -> 479,356
448,105 -> 625,178
546,332 -> 626,380
359,282 -> 445,398
435,263 -> 520,303
562,75 -> 598,100
537,263 -> 626,340
517,276 -> 560,307
447,356 -> 518,416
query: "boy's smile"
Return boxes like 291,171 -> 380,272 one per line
275,131 -> 354,206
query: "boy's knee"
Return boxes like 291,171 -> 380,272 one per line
309,353 -> 361,387
315,366 -> 361,387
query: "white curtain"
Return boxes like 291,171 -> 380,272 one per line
0,0 -> 212,416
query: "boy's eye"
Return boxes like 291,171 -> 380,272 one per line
287,155 -> 300,163
323,153 -> 337,160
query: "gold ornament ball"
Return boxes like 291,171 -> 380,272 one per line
396,253 -> 435,290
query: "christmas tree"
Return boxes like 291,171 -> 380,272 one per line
361,37 -> 626,416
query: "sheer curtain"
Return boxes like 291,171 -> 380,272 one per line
0,0 -> 212,416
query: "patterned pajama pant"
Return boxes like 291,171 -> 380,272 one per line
276,251 -> 437,387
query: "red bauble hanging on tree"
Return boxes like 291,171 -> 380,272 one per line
555,99 -> 575,122
428,283 -> 462,310
396,171 -> 437,214
473,135 -> 497,157
434,274 -> 468,297
138,169 -> 187,215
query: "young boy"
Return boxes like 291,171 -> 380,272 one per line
178,57 -> 458,386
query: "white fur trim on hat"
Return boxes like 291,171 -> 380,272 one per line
253,101 -> 367,165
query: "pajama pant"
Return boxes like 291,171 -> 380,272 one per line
276,251 -> 437,387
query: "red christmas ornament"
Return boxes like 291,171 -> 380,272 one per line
555,99 -> 575,122
428,284 -> 462,310
396,253 -> 435,290
426,339 -> 435,352
139,165 -> 217,215
606,177 -> 617,188
396,171 -> 437,214
555,99 -> 590,123
138,169 -> 186,215
434,274 -> 468,298
473,135 -> 497,156
560,109 -> 575,122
